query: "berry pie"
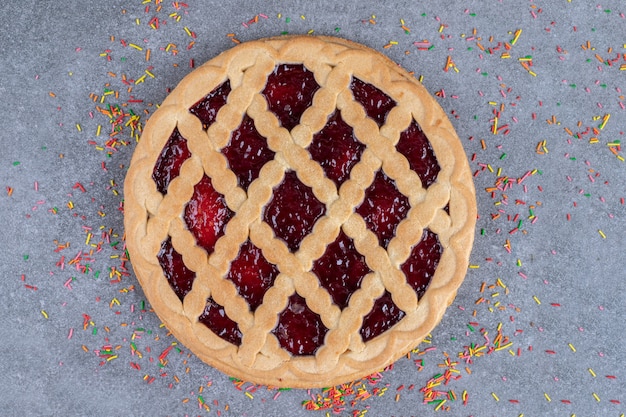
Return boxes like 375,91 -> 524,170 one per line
124,36 -> 476,388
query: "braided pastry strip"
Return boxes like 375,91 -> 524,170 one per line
124,35 -> 476,388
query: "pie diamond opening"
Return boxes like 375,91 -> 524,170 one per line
396,119 -> 440,188
272,294 -> 328,356
355,170 -> 410,249
157,236 -> 196,301
263,171 -> 326,252
189,81 -> 231,129
184,175 -> 234,255
401,229 -> 443,300
226,240 -> 279,312
350,77 -> 396,127
311,230 -> 371,310
360,290 -> 405,342
262,64 -> 320,131
221,114 -> 275,191
308,110 -> 365,188
198,297 -> 242,346
151,127 -> 191,195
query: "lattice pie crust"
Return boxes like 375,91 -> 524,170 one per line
124,35 -> 476,388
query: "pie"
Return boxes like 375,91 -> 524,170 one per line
124,35 -> 476,388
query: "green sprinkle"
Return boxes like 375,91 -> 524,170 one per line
92,327 -> 98,335
467,324 -> 475,332
570,84 -> 577,88
480,228 -> 485,235
500,153 -> 507,160
481,72 -> 488,76
13,161 -> 21,166
334,27 -> 341,32
470,13 -> 476,16
285,17 -> 291,23
23,254 -> 29,261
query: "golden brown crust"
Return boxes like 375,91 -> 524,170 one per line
124,35 -> 476,388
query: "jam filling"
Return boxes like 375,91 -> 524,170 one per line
396,120 -> 440,188
308,110 -> 365,188
152,67 -> 446,353
272,294 -> 328,356
262,64 -> 320,131
226,240 -> 279,312
263,171 -> 326,252
199,297 -> 242,346
157,236 -> 196,301
222,115 -> 275,191
401,229 -> 443,300
350,78 -> 396,127
311,230 -> 371,310
359,291 -> 405,342
184,175 -> 233,255
356,170 -> 410,249
152,127 -> 191,195
189,81 -> 231,129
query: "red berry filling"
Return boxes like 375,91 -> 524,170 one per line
189,81 -> 231,129
199,297 -> 242,346
221,115 -> 275,191
151,65 -> 447,354
262,64 -> 320,131
350,78 -> 396,128
272,294 -> 328,356
401,229 -> 442,300
152,127 -> 191,195
263,171 -> 326,252
226,240 -> 279,312
184,175 -> 233,255
311,230 -> 371,310
308,110 -> 365,188
157,236 -> 196,301
396,120 -> 440,188
359,291 -> 405,342
356,171 -> 410,249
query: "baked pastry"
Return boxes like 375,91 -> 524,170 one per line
124,35 -> 476,388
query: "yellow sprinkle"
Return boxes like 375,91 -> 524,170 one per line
76,124 -> 82,132
41,310 -> 49,319
96,125 -> 102,136
599,113 -> 610,129
145,70 -> 155,78
512,29 -> 522,45
588,368 -> 596,377
129,43 -> 143,51
245,392 -> 254,399
85,233 -> 92,245
135,18 -> 140,25
300,15 -> 305,20
106,354 -> 118,361
491,392 -> 500,402
598,230 -> 606,239
184,26 -> 192,36
568,343 -> 576,352
434,399 -> 446,411
533,296 -> 541,305
544,392 -> 551,402
593,392 -> 600,402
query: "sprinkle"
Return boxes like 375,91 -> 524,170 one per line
592,392 -> 600,402
598,230 -> 606,239
533,296 -> 541,305
588,368 -> 596,377
41,310 -> 49,319
491,392 -> 500,402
